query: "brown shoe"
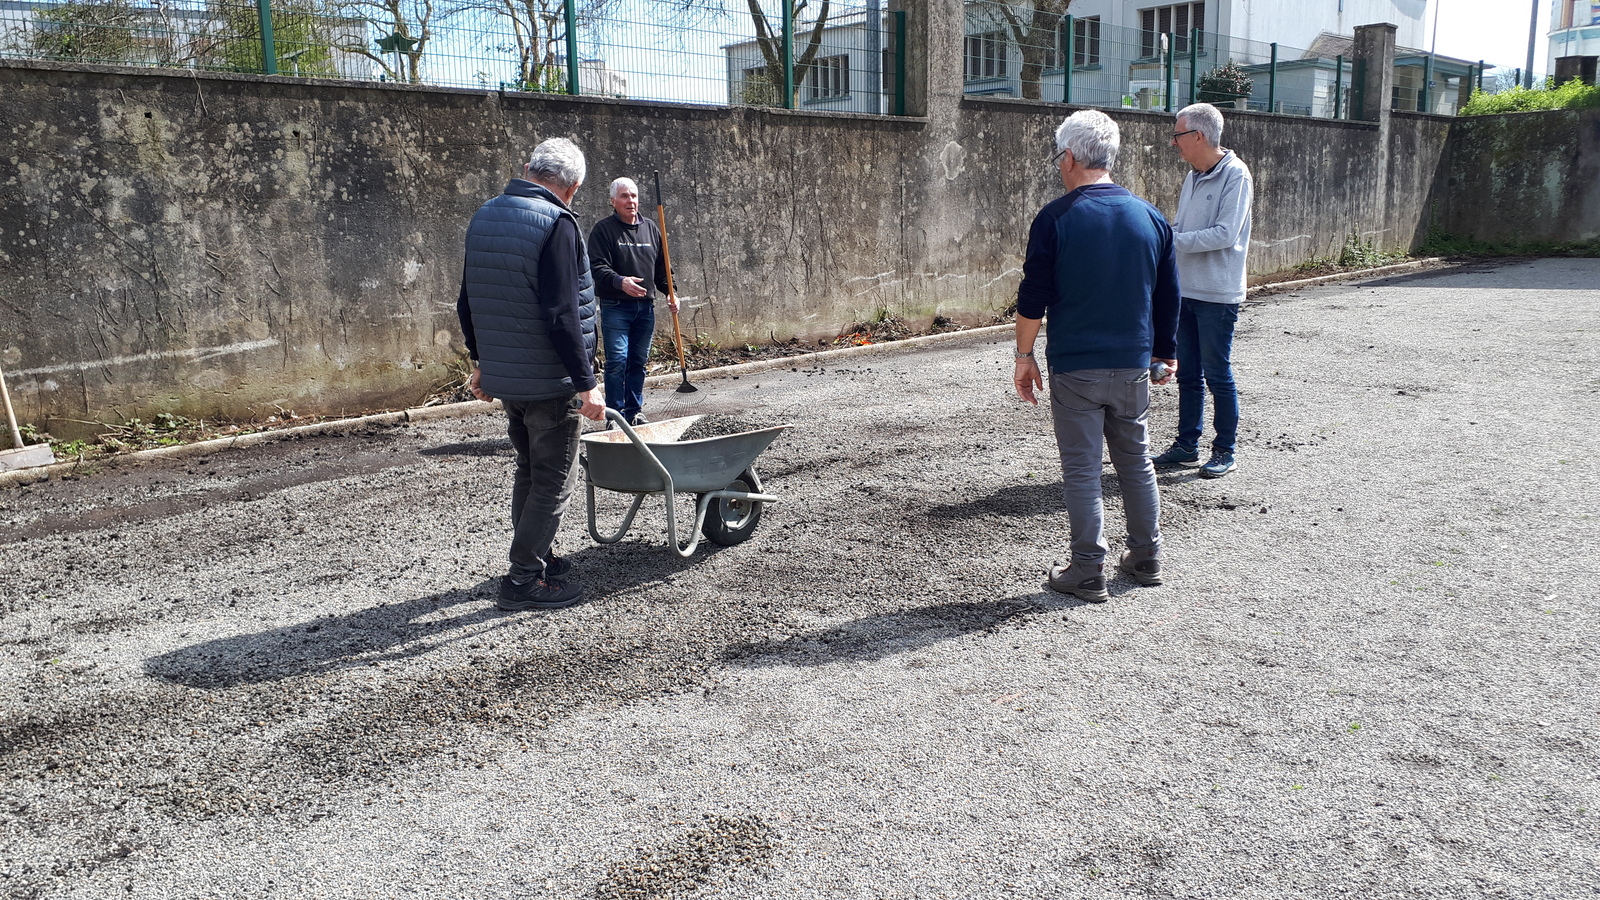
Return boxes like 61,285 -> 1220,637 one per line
1116,550 -> 1163,586
1047,561 -> 1109,603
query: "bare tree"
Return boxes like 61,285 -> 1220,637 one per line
744,0 -> 831,107
452,0 -> 615,91
331,0 -> 441,82
993,0 -> 1074,101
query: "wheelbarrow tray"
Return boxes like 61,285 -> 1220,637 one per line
580,415 -> 791,494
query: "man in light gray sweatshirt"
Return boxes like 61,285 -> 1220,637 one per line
1152,102 -> 1253,479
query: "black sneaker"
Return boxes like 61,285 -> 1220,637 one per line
1117,550 -> 1163,586
1152,443 -> 1201,468
629,413 -> 649,426
544,553 -> 572,580
1199,451 -> 1236,479
1047,562 -> 1109,603
496,575 -> 584,611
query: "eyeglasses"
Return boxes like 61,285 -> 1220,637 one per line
1170,129 -> 1199,143
1049,147 -> 1068,166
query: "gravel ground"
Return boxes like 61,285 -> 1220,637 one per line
1,258 -> 1597,899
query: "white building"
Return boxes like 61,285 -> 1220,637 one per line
1550,0 -> 1600,79
962,0 -> 1478,116
1045,0 -> 1426,53
723,9 -> 896,114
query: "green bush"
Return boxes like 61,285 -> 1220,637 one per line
1459,78 -> 1600,116
1196,61 -> 1254,104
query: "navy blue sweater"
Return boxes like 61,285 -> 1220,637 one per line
1016,183 -> 1180,372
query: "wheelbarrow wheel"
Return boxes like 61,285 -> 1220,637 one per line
701,469 -> 764,547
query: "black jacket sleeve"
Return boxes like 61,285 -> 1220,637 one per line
537,218 -> 598,392
456,268 -> 478,361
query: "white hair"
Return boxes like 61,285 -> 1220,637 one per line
1054,109 -> 1120,171
1175,102 -> 1224,147
609,177 -> 638,199
525,137 -> 586,189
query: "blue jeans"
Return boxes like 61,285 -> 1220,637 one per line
600,299 -> 655,423
1175,297 -> 1241,455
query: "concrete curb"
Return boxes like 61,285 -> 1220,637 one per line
0,400 -> 495,489
1246,257 -> 1447,294
0,258 -> 1453,486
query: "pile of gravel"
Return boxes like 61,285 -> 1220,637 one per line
677,415 -> 789,442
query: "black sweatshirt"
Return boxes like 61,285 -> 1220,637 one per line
587,214 -> 670,301
457,215 -> 596,392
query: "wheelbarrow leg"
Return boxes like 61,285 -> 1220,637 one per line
663,481 -> 707,558
586,474 -> 648,545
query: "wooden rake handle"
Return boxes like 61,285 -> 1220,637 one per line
653,170 -> 690,377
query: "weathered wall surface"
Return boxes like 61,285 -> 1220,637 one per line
952,98 -> 1411,284
7,39 -> 1590,435
1432,107 -> 1600,244
0,60 -> 940,434
1386,112 -> 1456,250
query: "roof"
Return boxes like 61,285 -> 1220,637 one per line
1303,31 -> 1488,68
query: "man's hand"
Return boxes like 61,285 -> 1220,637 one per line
1152,357 -> 1178,386
469,367 -> 493,402
1014,356 -> 1044,405
576,387 -> 605,421
621,276 -> 648,298
666,294 -> 680,313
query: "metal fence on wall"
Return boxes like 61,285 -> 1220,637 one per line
961,1 -> 1521,119
0,0 -> 906,112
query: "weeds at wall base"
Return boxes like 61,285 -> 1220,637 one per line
1292,231 -> 1410,276
1417,232 -> 1600,258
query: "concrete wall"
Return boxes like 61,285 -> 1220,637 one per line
0,4 -> 1594,436
0,60 -> 935,434
952,98 -> 1402,280
1431,107 -> 1600,244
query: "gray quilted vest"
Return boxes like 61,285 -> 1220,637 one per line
463,180 -> 597,402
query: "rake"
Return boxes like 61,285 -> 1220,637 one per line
653,170 -> 705,413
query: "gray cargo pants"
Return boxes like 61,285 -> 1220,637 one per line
1048,368 -> 1163,565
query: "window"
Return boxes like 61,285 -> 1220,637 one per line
1557,0 -> 1599,29
1139,2 -> 1204,58
965,31 -> 1006,80
1073,15 -> 1101,68
806,54 -> 849,101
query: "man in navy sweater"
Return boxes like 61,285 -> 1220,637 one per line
1013,110 -> 1181,603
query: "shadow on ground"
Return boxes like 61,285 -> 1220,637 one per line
143,543 -> 705,688
723,591 -> 1101,667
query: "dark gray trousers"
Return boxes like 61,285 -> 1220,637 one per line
502,396 -> 582,581
1048,368 -> 1163,565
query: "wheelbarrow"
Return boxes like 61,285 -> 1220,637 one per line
580,409 -> 791,557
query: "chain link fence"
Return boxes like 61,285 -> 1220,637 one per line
0,0 -> 906,111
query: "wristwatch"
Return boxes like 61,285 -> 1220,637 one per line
1014,350 -> 1034,359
